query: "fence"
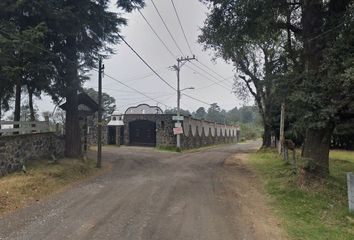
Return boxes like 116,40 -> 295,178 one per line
0,120 -> 51,135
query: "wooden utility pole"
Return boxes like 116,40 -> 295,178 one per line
97,58 -> 104,168
173,55 -> 196,150
278,103 -> 285,154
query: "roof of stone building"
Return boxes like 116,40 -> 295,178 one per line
108,111 -> 124,126
59,92 -> 103,114
124,104 -> 163,115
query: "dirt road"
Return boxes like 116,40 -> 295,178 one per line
0,141 -> 286,240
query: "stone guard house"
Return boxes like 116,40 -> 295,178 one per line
108,104 -> 240,149
60,92 -> 102,152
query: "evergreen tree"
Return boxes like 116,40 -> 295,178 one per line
0,2 -> 55,123
0,0 -> 146,157
194,107 -> 207,120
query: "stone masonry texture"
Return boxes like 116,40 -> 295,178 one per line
0,133 -> 64,176
122,114 -> 238,149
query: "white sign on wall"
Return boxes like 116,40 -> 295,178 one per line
172,116 -> 184,121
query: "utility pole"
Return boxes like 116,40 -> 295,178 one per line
278,103 -> 285,154
97,58 -> 104,168
173,55 -> 196,150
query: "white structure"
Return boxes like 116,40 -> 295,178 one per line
107,111 -> 124,126
125,104 -> 163,115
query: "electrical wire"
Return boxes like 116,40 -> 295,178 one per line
196,76 -> 234,91
150,0 -> 185,56
117,34 -> 214,107
118,93 -> 175,109
185,64 -> 232,91
183,93 -> 211,106
117,34 -> 177,91
0,26 -> 214,108
189,61 -> 232,89
170,0 -> 193,55
138,9 -> 176,59
195,59 -> 234,85
104,72 -> 173,109
134,5 -> 234,96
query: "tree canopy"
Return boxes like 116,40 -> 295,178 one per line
84,88 -> 116,121
0,0 -> 146,157
200,0 -> 354,177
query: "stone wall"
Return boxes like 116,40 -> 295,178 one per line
0,133 -> 64,176
121,114 -> 239,149
181,117 -> 238,149
87,124 -> 108,146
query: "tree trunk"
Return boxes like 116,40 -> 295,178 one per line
14,83 -> 21,122
64,53 -> 81,158
0,98 -> 2,136
28,87 -> 36,121
262,123 -> 272,148
302,127 -> 334,178
65,88 -> 81,158
14,83 -> 21,133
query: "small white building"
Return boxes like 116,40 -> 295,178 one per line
107,111 -> 124,145
107,111 -> 124,126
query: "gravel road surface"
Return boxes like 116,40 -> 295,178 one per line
0,141 -> 286,240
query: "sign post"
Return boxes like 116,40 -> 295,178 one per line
348,173 -> 354,213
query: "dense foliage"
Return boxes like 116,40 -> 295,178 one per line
0,0 -> 145,157
200,0 -> 354,177
84,88 -> 116,121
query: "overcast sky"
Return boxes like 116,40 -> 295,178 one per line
36,0 -> 246,115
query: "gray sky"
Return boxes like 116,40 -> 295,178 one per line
37,0 -> 244,115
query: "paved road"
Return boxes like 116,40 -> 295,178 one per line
0,141 -> 283,240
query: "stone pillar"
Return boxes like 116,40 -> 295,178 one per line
116,126 -> 121,146
347,173 -> 354,213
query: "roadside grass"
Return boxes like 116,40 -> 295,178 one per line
156,142 -> 240,153
245,149 -> 354,240
155,146 -> 181,152
0,158 -> 101,217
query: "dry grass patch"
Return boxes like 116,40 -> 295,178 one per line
0,158 -> 103,216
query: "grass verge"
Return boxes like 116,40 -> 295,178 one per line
244,149 -> 354,240
156,142 -> 239,153
155,146 -> 181,152
0,158 -> 102,217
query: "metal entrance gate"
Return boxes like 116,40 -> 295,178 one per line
108,126 -> 116,145
129,120 -> 156,147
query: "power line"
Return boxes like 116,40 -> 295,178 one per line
150,0 -> 185,56
86,86 -> 171,95
189,61 -> 232,89
104,71 -> 173,109
118,93 -> 175,109
117,93 -> 173,101
196,76 -> 234,91
195,59 -> 234,85
138,9 -> 176,59
185,64 -> 232,91
183,93 -> 211,106
135,6 -> 234,95
0,27 -> 213,108
170,0 -> 193,55
136,4 -> 218,106
117,34 -> 213,107
118,34 -> 177,91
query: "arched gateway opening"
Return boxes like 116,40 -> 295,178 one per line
129,120 -> 156,147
